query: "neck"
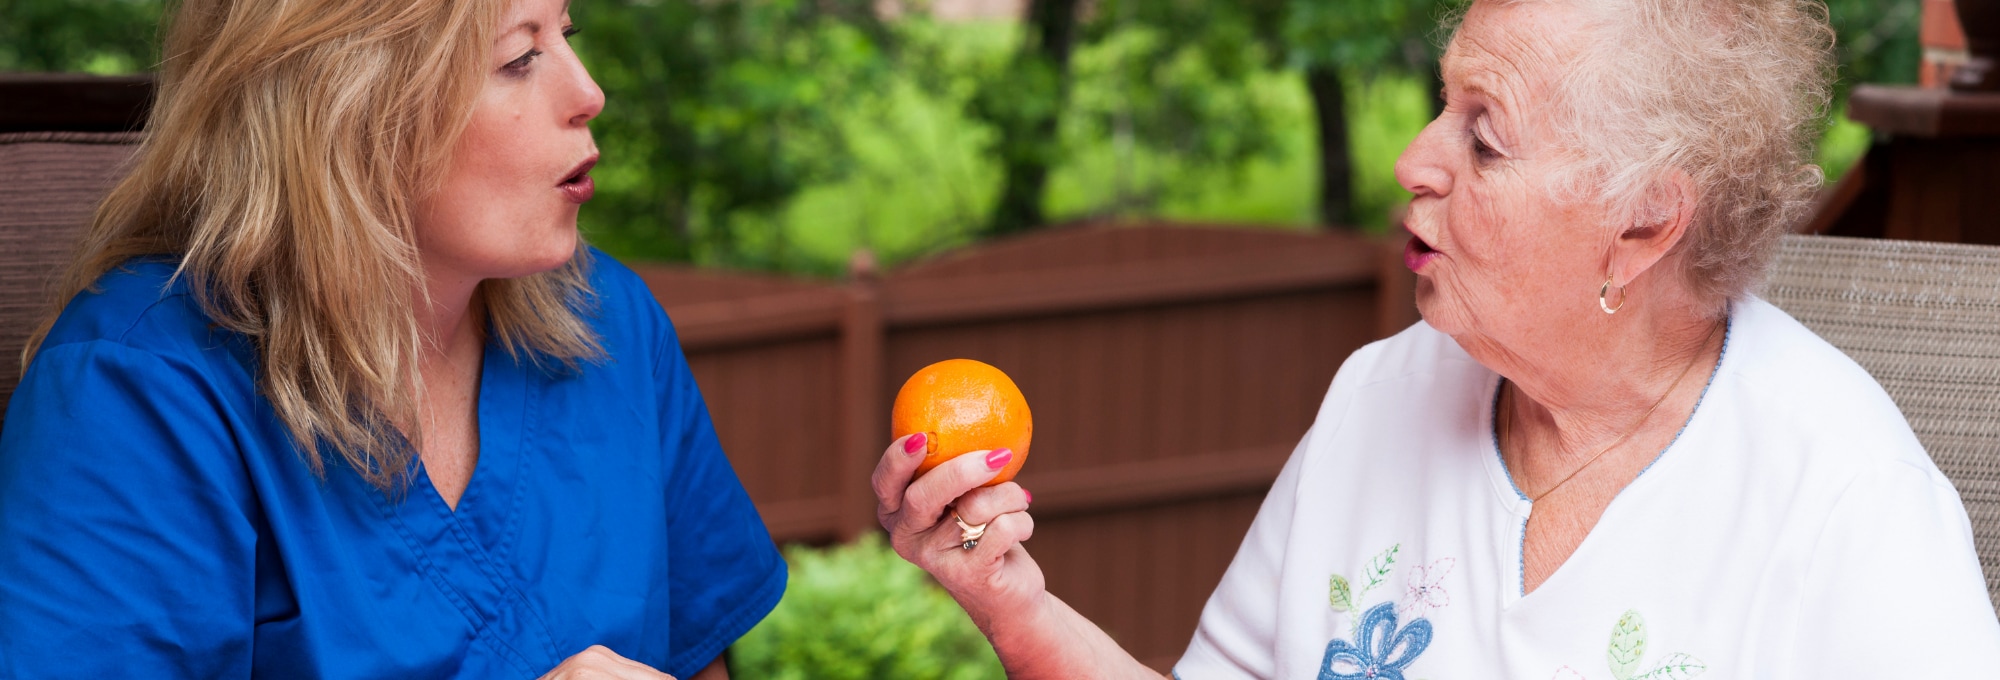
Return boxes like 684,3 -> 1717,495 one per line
1472,291 -> 1725,472
419,271 -> 485,360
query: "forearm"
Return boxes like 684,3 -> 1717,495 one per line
979,592 -> 1169,680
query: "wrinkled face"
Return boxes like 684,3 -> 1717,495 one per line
1394,0 -> 1614,349
416,0 -> 603,289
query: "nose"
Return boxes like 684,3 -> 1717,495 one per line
563,50 -> 605,128
1394,115 -> 1454,200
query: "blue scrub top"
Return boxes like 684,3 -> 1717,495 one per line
0,250 -> 785,678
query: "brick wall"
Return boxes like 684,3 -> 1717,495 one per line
1922,0 -> 1969,88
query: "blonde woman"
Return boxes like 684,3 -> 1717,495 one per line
0,0 -> 779,677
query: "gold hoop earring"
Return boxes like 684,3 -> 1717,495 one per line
1599,275 -> 1626,314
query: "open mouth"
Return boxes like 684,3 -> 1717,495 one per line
1404,234 -> 1440,272
560,156 -> 597,186
558,155 -> 598,203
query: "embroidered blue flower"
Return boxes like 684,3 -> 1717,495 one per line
1319,601 -> 1432,680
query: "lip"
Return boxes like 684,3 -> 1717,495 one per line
1404,235 -> 1439,272
558,154 -> 598,204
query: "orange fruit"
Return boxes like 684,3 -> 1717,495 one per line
891,359 -> 1032,486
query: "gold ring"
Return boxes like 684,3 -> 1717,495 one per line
954,514 -> 988,550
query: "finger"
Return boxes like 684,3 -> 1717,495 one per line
951,481 -> 1029,527
872,432 -> 931,518
946,510 -> 1034,558
897,447 -> 1014,535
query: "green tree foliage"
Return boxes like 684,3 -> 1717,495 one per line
1051,0 -> 1294,219
1825,0 -> 1922,92
0,0 -> 162,73
971,0 -> 1080,236
572,0 -> 897,269
732,534 -> 1004,680
0,0 -> 1931,266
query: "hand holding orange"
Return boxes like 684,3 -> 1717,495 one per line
891,359 -> 1032,486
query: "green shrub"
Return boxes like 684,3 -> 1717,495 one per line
732,534 -> 1006,680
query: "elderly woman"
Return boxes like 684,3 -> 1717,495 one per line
0,0 -> 779,677
874,0 -> 2000,677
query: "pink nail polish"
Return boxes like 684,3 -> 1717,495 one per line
986,448 -> 1013,470
1023,488 -> 1032,505
904,432 -> 928,455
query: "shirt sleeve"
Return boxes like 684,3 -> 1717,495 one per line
1788,458 -> 2000,676
1173,426 -> 1313,680
650,316 -> 787,678
0,341 -> 257,678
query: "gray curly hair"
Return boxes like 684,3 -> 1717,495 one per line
1458,0 -> 1837,312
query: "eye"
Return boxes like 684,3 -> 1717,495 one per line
502,48 -> 542,75
563,25 -> 580,40
1471,131 -> 1499,161
1469,115 -> 1503,163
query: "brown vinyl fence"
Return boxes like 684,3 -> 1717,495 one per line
641,223 -> 1417,669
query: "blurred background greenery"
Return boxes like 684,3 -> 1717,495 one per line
731,534 -> 1005,680
2,0 -> 1914,278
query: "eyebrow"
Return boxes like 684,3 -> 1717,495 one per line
507,2 -> 573,37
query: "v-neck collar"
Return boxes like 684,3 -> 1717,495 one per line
374,337 -> 557,672
1480,312 -> 1736,605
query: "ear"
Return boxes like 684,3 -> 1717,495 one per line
1608,169 -> 1697,288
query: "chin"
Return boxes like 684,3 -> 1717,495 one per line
524,239 -> 580,275
1412,279 -> 1463,335
494,231 -> 581,279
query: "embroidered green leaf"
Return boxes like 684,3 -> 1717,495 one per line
1361,544 -> 1401,593
1329,574 -> 1354,612
1607,610 -> 1648,680
1635,653 -> 1706,680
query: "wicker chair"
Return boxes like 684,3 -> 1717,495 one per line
0,132 -> 141,427
1763,233 -> 2000,609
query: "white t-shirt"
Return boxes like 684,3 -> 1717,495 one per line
1174,297 -> 2000,679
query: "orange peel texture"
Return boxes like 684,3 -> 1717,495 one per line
891,358 -> 1032,487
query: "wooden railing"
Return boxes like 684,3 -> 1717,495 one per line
640,223 -> 1416,668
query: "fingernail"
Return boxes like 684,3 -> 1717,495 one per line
1023,488 -> 1032,505
986,448 -> 1012,470
904,432 -> 928,455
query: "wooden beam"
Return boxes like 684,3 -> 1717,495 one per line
660,288 -> 846,351
836,268 -> 887,541
754,496 -> 845,544
881,246 -> 1378,328
1848,85 -> 2000,138
0,73 -> 153,133
1015,444 -> 1293,519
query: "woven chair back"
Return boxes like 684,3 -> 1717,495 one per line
1764,233 -> 2000,609
0,132 -> 141,429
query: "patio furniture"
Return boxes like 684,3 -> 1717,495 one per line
1764,233 -> 2000,608
0,131 -> 142,424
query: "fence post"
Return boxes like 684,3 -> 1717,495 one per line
837,250 -> 886,541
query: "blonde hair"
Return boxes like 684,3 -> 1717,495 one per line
25,0 -> 603,489
1453,0 -> 1835,312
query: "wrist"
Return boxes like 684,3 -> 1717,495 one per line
971,591 -> 1065,670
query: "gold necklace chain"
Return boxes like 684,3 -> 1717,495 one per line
1501,321 -> 1722,504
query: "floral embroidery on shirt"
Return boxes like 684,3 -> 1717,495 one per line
1322,544 -> 1446,679
1552,610 -> 1707,680
1330,544 -> 1400,615
1320,601 -> 1432,680
1398,558 -> 1454,617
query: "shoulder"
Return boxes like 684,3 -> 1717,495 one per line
1315,320 -> 1484,418
1717,296 -> 1937,476
1289,320 -> 1493,483
578,245 -> 676,338
38,258 -> 236,365
571,247 -> 690,382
